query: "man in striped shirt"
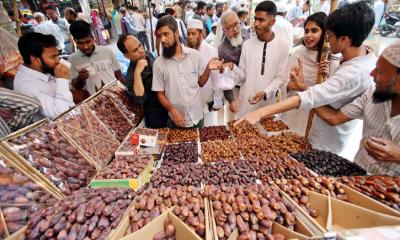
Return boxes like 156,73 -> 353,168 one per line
315,41 -> 400,176
0,64 -> 41,137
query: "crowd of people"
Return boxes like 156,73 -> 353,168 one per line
0,0 -> 400,176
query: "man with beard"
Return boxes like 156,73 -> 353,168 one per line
117,34 -> 168,128
13,32 -> 74,119
68,20 -> 125,96
237,1 -> 376,155
46,6 -> 73,54
186,19 -> 223,126
225,1 -> 289,118
309,42 -> 400,176
64,8 -> 77,24
152,16 -> 224,128
218,10 -> 251,115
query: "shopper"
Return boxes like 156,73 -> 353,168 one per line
237,1 -> 376,155
64,7 -> 77,24
33,12 -> 65,54
286,0 -> 303,23
205,22 -> 218,47
117,34 -> 168,128
152,16 -> 224,128
14,32 -> 74,120
283,12 -> 340,135
46,5 -> 73,54
272,3 -> 294,48
68,20 -> 125,96
186,19 -> 223,126
225,0 -> 289,118
218,10 -> 251,114
131,7 -> 150,51
314,0 -> 330,15
314,42 -> 400,176
205,3 -> 215,34
192,1 -> 207,21
115,7 -> 124,37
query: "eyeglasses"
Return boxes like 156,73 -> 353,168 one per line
226,21 -> 240,31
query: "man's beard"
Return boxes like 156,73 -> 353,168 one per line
163,40 -> 177,58
187,39 -> 201,50
40,58 -> 55,75
373,89 -> 397,103
228,34 -> 243,47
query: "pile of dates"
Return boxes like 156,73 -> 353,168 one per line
9,123 -> 97,195
96,155 -> 153,179
27,188 -> 134,240
227,121 -> 261,141
87,95 -> 133,141
153,217 -> 176,240
127,186 -> 207,238
199,126 -> 232,142
203,160 -> 257,186
150,163 -> 204,187
275,176 -> 348,217
291,150 -> 366,177
259,116 -> 288,132
206,184 -> 296,240
268,132 -> 312,154
339,176 -> 400,211
167,129 -> 198,143
0,155 -> 58,237
162,142 -> 198,165
201,140 -> 241,163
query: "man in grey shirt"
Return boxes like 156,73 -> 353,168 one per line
152,16 -> 225,128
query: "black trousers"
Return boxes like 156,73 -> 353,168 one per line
144,109 -> 168,129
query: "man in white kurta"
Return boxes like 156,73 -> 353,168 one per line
186,19 -> 223,126
230,1 -> 290,118
272,3 -> 294,48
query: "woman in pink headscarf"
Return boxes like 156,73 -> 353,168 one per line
91,9 -> 108,45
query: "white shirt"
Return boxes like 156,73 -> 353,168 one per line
342,86 -> 400,176
314,1 -> 330,15
132,12 -> 146,31
205,32 -> 216,48
197,41 -> 223,110
286,5 -> 303,22
176,18 -> 187,40
374,0 -> 385,28
13,65 -> 74,119
152,46 -> 204,127
272,15 -> 294,49
283,44 -> 340,135
68,46 -> 121,95
115,13 -> 123,35
34,21 -> 65,50
232,36 -> 290,118
297,49 -> 376,154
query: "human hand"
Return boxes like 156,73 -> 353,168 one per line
54,59 -> 70,79
223,62 -> 234,71
288,58 -> 306,91
363,137 -> 400,162
317,59 -> 329,76
170,108 -> 185,127
235,109 -> 264,125
207,58 -> 224,71
77,68 -> 89,81
249,92 -> 266,105
136,59 -> 148,73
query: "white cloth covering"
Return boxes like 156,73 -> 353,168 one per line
283,44 -> 340,135
13,65 -> 74,119
272,15 -> 294,49
297,48 -> 377,154
232,36 -> 290,118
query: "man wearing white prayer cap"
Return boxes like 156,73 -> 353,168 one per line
308,41 -> 400,176
186,18 -> 224,126
272,2 -> 294,48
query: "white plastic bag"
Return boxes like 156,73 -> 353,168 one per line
216,70 -> 236,90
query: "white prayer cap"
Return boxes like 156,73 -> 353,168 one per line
276,2 -> 288,13
187,19 -> 203,30
381,41 -> 400,68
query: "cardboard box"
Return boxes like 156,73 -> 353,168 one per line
121,209 -> 202,240
341,184 -> 400,218
305,192 -> 400,234
90,156 -> 154,191
111,199 -> 211,240
132,128 -> 158,147
337,225 -> 400,240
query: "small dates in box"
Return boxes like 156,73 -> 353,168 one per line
132,128 -> 159,147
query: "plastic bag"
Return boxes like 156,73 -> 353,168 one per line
216,70 -> 236,91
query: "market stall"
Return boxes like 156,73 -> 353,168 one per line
1,80 -> 400,240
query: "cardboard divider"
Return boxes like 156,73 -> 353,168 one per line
308,191 -> 400,233
110,198 -> 211,240
341,184 -> 400,218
